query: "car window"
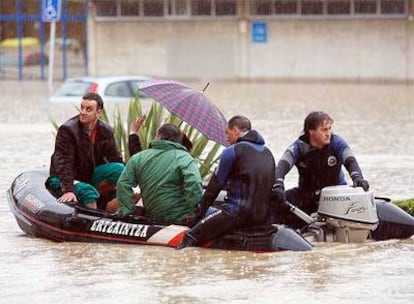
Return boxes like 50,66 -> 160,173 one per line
129,80 -> 141,93
54,81 -> 92,96
130,80 -> 149,98
105,81 -> 133,97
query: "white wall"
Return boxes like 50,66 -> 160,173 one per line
88,17 -> 414,82
249,19 -> 413,81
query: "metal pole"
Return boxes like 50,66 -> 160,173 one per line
83,0 -> 88,75
17,0 -> 23,80
62,0 -> 67,80
39,0 -> 45,80
48,20 -> 56,91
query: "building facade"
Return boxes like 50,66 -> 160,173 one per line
86,0 -> 414,82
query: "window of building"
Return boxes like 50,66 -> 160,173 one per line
381,0 -> 406,14
354,0 -> 377,14
301,1 -> 324,15
143,0 -> 164,17
327,0 -> 351,15
95,0 -> 117,17
93,0 -> 408,19
168,0 -> 188,16
250,0 -> 272,15
191,0 -> 212,16
216,0 -> 237,16
121,1 -> 140,16
275,1 -> 298,15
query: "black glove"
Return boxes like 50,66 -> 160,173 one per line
272,181 -> 286,204
353,177 -> 370,192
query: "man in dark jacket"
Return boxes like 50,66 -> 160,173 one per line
177,115 -> 276,249
48,92 -> 124,209
272,111 -> 370,229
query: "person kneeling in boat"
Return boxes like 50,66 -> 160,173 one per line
116,123 -> 203,223
46,93 -> 144,210
177,115 -> 276,249
271,111 -> 370,229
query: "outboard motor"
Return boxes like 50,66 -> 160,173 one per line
317,186 -> 379,243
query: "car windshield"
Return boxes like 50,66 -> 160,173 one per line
53,80 -> 93,96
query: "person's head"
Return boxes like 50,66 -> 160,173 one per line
303,111 -> 334,149
226,115 -> 251,144
79,93 -> 104,126
156,123 -> 183,144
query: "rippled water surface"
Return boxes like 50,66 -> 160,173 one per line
0,81 -> 413,303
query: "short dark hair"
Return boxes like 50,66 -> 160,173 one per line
157,123 -> 182,143
303,111 -> 333,137
82,92 -> 104,110
181,133 -> 193,151
228,115 -> 251,131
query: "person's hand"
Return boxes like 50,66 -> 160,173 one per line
271,181 -> 285,204
130,115 -> 146,134
106,198 -> 119,213
353,177 -> 370,192
57,192 -> 78,204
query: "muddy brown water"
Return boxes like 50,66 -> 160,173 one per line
0,80 -> 413,303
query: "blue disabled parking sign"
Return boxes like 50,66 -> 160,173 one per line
42,0 -> 62,22
252,21 -> 268,43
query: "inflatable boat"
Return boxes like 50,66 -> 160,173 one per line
7,171 -> 413,251
6,171 -> 313,252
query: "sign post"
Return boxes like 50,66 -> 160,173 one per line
42,0 -> 62,92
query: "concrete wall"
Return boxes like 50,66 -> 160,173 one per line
250,19 -> 414,81
88,19 -> 241,80
88,15 -> 414,82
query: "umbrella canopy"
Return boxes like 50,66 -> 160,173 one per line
138,80 -> 228,146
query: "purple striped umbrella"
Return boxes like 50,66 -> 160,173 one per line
138,80 -> 228,146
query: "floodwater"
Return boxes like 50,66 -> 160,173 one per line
0,80 -> 413,304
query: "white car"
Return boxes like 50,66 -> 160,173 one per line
49,75 -> 152,103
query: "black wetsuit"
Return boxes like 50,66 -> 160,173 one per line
188,130 -> 276,244
274,134 -> 365,228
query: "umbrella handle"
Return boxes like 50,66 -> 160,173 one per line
202,82 -> 210,93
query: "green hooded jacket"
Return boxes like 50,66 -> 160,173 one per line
116,140 -> 203,222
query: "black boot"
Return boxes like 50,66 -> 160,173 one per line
176,233 -> 198,250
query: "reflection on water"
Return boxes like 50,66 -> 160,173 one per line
0,81 -> 413,303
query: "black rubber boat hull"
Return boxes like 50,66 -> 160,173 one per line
6,171 -> 313,252
371,198 -> 414,240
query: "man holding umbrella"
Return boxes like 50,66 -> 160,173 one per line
177,115 -> 276,249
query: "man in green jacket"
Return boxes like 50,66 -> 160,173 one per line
116,124 -> 203,223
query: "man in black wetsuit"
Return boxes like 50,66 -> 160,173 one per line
272,111 -> 370,229
177,115 -> 276,249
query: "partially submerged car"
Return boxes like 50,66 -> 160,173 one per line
49,75 -> 152,103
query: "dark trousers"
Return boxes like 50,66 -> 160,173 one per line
188,208 -> 241,245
